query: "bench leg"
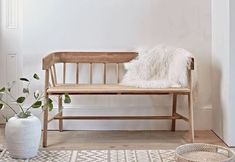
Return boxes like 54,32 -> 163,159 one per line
58,95 -> 63,132
188,93 -> 195,142
171,94 -> 177,131
43,97 -> 49,147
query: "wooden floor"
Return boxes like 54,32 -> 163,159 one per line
0,127 -> 225,150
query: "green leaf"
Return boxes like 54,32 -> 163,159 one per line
17,112 -> 31,118
20,78 -> 29,82
48,103 -> 53,111
0,87 -> 5,92
33,73 -> 40,80
48,98 -> 53,104
44,98 -> 53,111
32,101 -> 42,108
34,91 -> 40,99
23,88 -> 29,93
64,93 -> 71,103
11,81 -> 16,85
7,81 -> 16,92
0,104 -> 4,110
16,96 -> 26,103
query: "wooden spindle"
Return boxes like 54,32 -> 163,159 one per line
53,64 -> 57,84
58,95 -> 63,132
76,63 -> 79,84
103,63 -> 106,84
49,67 -> 55,86
116,63 -> 120,83
90,63 -> 92,84
63,63 -> 66,84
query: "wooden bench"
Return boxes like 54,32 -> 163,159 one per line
42,52 -> 194,147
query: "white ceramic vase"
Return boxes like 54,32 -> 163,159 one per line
5,114 -> 41,159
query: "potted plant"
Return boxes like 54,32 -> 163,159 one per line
0,74 -> 71,159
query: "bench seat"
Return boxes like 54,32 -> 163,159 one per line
47,84 -> 190,95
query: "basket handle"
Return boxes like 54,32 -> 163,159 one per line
216,147 -> 230,157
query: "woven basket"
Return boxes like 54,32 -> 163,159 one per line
175,143 -> 235,162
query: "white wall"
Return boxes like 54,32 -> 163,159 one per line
1,0 -> 212,130
212,0 -> 235,147
0,1 -> 3,86
229,0 -> 235,147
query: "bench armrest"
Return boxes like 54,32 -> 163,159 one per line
42,53 -> 55,70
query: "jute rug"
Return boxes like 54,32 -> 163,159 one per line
0,149 -> 176,162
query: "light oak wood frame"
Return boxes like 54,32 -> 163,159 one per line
42,52 -> 194,147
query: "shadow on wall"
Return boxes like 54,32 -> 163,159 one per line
211,63 -> 223,139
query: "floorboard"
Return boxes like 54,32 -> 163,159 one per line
0,127 -> 225,150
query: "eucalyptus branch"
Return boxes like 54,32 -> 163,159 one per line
0,99 -> 17,114
24,90 -> 30,100
5,91 -> 25,114
0,73 -> 68,119
27,82 -> 31,89
18,103 -> 25,114
0,111 -> 8,122
25,94 -> 44,112
4,85 -> 27,114
6,89 -> 17,101
19,81 -> 31,111
24,81 -> 31,100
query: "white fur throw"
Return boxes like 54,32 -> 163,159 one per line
120,45 -> 193,88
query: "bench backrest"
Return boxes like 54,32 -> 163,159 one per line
42,52 -> 194,87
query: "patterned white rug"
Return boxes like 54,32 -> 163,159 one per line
0,149 -> 176,162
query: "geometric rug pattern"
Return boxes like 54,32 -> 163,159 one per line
0,149 -> 176,162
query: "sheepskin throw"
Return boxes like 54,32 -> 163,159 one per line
120,45 -> 193,88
